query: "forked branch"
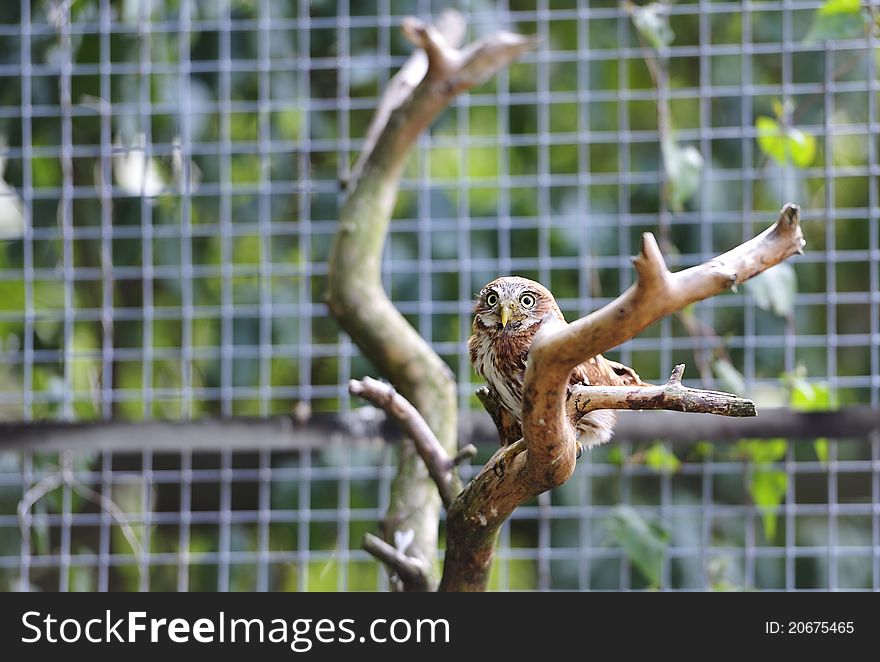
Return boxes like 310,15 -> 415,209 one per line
349,377 -> 466,508
327,11 -> 535,591
362,533 -> 433,592
521,203 -> 804,482
440,204 -> 804,591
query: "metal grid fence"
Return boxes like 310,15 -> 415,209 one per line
2,432 -> 879,591
0,0 -> 878,590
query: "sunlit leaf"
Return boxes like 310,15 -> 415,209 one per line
819,0 -> 862,13
805,0 -> 870,42
607,505 -> 669,587
756,116 -> 787,163
786,128 -> 818,167
813,438 -> 829,464
756,116 -> 817,167
744,262 -> 797,317
736,438 -> 788,464
607,446 -> 625,467
790,379 -> 833,411
694,441 -> 715,459
644,442 -> 680,474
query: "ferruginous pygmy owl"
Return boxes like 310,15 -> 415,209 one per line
469,276 -> 643,452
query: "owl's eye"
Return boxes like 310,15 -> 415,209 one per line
519,293 -> 537,309
485,292 -> 499,307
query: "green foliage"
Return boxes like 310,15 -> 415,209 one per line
804,0 -> 871,42
755,116 -> 817,168
643,442 -> 680,474
783,367 -> 837,464
628,2 -> 704,212
785,369 -> 836,412
744,262 -> 798,318
750,469 -> 789,540
736,438 -> 787,464
607,505 -> 669,587
737,438 -> 788,540
0,0 -> 874,592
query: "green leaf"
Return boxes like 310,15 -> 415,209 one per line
756,116 -> 787,163
694,441 -> 715,459
736,438 -> 788,464
791,381 -> 831,411
607,446 -> 625,467
607,505 -> 669,587
791,380 -> 832,411
755,116 -> 817,167
818,0 -> 862,14
744,262 -> 797,318
782,369 -> 834,465
713,358 -> 746,395
783,368 -> 837,411
662,136 -> 703,211
813,438 -> 829,464
805,0 -> 870,41
786,128 -> 819,167
631,2 -> 675,49
750,469 -> 789,540
644,443 -> 680,474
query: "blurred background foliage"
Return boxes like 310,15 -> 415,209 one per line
0,0 -> 877,591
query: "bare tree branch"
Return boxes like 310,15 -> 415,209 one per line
568,364 -> 757,420
452,444 -> 478,466
439,204 -> 804,592
342,10 -> 465,189
327,11 -> 535,590
362,533 -> 433,592
349,377 -> 462,508
522,203 -> 804,484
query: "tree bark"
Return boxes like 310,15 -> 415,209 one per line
326,11 -> 535,590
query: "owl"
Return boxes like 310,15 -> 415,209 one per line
469,276 -> 643,452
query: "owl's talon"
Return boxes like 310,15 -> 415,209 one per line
576,442 -> 583,460
492,458 -> 505,478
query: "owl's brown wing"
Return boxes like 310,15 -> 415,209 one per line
569,354 -> 644,387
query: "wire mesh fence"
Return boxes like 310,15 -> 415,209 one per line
0,0 -> 877,590
2,432 -> 879,591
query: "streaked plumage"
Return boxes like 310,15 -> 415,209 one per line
469,276 -> 643,450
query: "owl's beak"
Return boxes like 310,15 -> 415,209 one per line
500,302 -> 513,328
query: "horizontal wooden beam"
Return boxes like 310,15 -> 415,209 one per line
0,407 -> 877,452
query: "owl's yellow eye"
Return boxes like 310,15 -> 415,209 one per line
485,292 -> 498,307
519,293 -> 536,309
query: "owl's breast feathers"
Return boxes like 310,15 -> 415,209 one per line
469,321 -> 528,419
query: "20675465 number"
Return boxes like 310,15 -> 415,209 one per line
765,621 -> 854,634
